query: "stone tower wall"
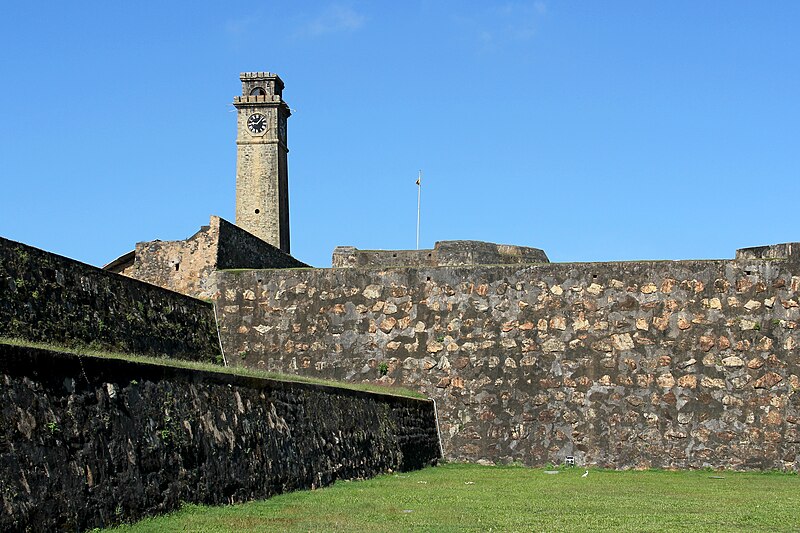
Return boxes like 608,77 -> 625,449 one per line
234,72 -> 291,252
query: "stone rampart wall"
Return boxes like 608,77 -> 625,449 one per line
113,223 -> 219,298
215,259 -> 800,470
0,344 -> 439,531
107,216 -> 308,299
0,237 -> 220,362
332,240 -> 549,269
736,242 -> 800,263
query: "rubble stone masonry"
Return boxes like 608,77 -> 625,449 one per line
214,256 -> 800,470
106,216 -> 307,299
0,345 -> 439,531
0,237 -> 220,362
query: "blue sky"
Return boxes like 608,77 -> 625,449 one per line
1,2 -> 798,268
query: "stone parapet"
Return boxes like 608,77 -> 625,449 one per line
233,94 -> 285,105
240,71 -> 282,80
332,240 -> 549,268
737,242 -> 800,263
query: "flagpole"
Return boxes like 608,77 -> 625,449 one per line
416,170 -> 422,250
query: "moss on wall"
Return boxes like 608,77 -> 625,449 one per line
0,237 -> 219,362
0,344 -> 440,530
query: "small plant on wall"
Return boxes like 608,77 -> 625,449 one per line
378,361 -> 389,376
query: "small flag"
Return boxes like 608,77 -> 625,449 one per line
416,176 -> 421,185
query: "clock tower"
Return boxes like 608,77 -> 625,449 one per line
233,72 -> 291,252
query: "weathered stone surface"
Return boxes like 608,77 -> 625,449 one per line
744,299 -> 762,311
699,335 -> 716,352
612,333 -> 635,351
587,283 -> 603,295
0,345 -> 439,531
232,73 -> 292,251
105,216 -> 308,299
0,237 -> 220,362
754,372 -> 783,389
363,284 -> 382,299
701,377 -> 726,389
736,242 -> 800,263
722,356 -> 745,368
215,256 -> 800,471
379,317 -> 397,333
426,341 -> 444,353
656,374 -> 676,388
541,338 -> 566,352
641,283 -> 658,294
332,240 -> 549,268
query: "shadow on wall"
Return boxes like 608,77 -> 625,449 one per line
0,236 -> 220,362
0,344 -> 440,531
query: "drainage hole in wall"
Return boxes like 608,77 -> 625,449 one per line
254,209 -> 260,214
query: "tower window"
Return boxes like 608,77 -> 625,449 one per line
250,87 -> 266,96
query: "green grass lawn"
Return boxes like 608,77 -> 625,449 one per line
110,463 -> 799,532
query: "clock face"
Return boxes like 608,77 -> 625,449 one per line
247,113 -> 267,134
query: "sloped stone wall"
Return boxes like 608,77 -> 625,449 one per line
0,237 -> 219,362
106,216 -> 308,299
216,216 -> 308,270
0,345 -> 439,531
215,258 -> 800,470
